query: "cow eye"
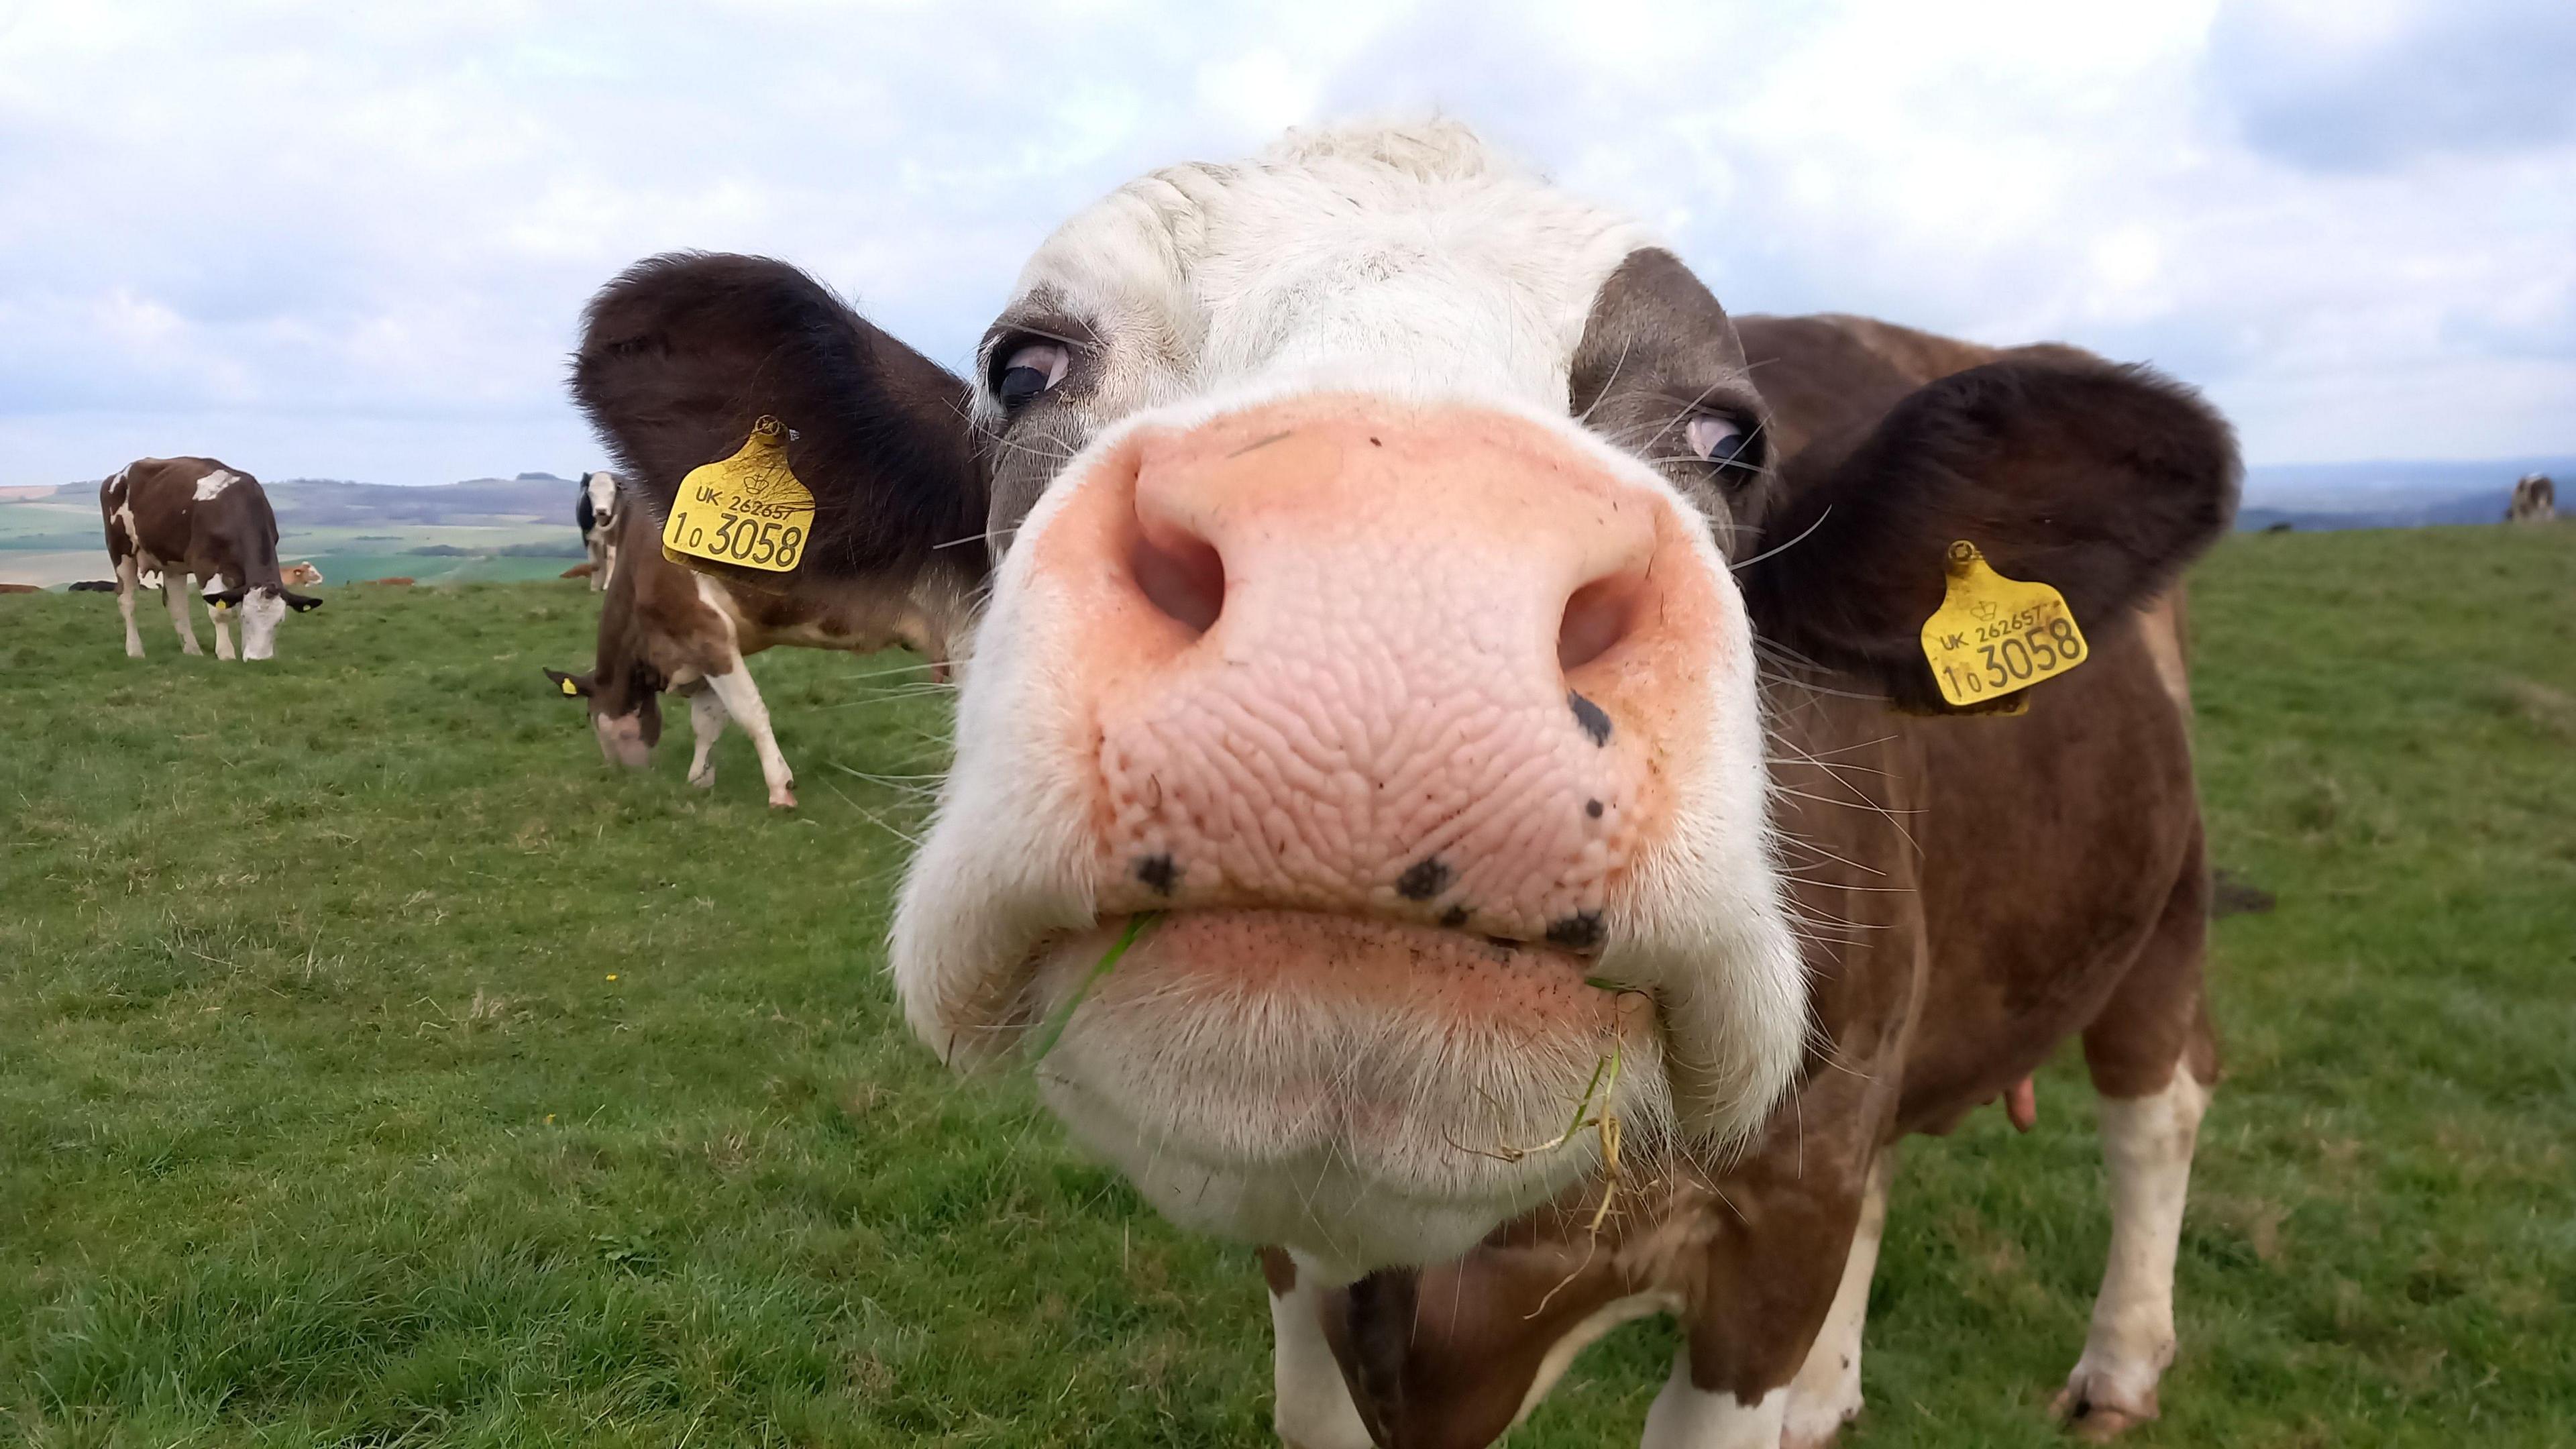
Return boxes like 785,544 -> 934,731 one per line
1686,412 -> 1756,469
994,341 -> 1070,411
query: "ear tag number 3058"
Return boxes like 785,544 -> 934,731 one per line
1919,541 -> 2087,708
661,416 -> 814,575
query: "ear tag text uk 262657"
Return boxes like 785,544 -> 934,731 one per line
1919,541 -> 2087,708
661,417 -> 814,575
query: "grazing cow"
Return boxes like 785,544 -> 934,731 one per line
561,561 -> 596,580
100,458 -> 323,660
576,470 -> 625,589
2507,472 -> 2555,523
541,494 -> 974,808
574,123 -> 2238,1446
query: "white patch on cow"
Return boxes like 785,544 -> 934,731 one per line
892,121 -> 1805,1277
193,468 -> 237,501
584,472 -> 623,590
1267,1254 -> 1372,1449
1782,1155 -> 1894,1448
686,688 -> 728,788
693,575 -> 794,808
160,572 -> 203,655
1642,1370 -> 1785,1449
2055,1063 -> 2210,1433
239,588 -> 286,661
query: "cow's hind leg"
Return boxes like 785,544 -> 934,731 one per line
702,659 -> 795,808
162,572 -> 203,655
2057,837 -> 2217,1440
685,686 -> 729,789
115,555 -> 144,657
1781,1153 -> 1894,1448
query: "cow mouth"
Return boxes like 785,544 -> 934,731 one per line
1021,908 -> 1668,1273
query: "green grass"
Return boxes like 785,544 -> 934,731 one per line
3,529 -> 2571,1446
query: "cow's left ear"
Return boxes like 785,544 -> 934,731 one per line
1736,358 -> 2239,709
205,586 -> 248,608
282,590 -> 323,612
543,667 -> 594,699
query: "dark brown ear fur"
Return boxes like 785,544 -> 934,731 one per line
1738,358 -> 2239,710
570,252 -> 989,595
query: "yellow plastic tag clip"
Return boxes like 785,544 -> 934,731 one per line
1918,541 -> 2088,709
660,417 -> 816,576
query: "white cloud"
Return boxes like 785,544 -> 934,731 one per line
0,0 -> 2568,486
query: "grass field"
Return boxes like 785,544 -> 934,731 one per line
3,528 -> 2571,1447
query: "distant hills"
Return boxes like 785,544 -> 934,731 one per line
2239,457 -> 2571,531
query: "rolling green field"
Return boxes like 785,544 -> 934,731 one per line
3,528 -> 2572,1447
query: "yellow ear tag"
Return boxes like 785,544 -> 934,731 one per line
660,416 -> 815,575
1919,541 -> 2088,708
559,677 -> 579,696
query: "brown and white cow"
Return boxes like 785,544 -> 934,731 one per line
576,470 -> 625,589
542,444 -> 980,810
572,123 -> 2238,1446
101,458 -> 323,661
2507,472 -> 2555,523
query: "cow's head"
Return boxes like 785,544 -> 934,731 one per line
205,582 -> 323,660
544,663 -> 661,768
574,122 -> 2236,1278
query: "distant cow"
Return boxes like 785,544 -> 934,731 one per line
561,561 -> 596,580
101,458 -> 322,660
368,577 -> 416,587
280,560 -> 326,586
543,497 -> 973,808
2507,472 -> 2556,523
68,580 -> 118,592
576,470 -> 623,590
0,582 -> 40,594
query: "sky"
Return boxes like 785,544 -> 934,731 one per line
2,0 -> 2571,488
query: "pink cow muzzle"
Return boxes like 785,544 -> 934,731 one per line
1032,395 -> 1733,941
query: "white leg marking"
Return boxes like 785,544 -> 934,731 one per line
116,556 -> 144,657
1269,1271 -> 1372,1449
588,535 -> 610,590
212,610 -> 236,661
2055,1064 -> 2209,1437
1782,1155 -> 1893,1448
162,574 -> 203,655
686,689 -> 728,789
1642,1359 -> 1784,1449
701,660 -> 795,808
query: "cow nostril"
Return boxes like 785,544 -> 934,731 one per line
1558,575 -> 1642,672
1132,519 -> 1226,635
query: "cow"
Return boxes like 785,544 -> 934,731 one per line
2507,472 -> 2555,523
576,470 -> 625,589
100,458 -> 323,660
570,122 -> 2239,1446
542,497 -> 975,809
69,580 -> 119,592
280,560 -> 326,586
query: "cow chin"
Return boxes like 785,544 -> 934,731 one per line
1026,909 -> 1671,1279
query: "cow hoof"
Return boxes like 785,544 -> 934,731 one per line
125,645 -> 144,659
2051,1371 -> 2158,1442
688,768 -> 716,790
769,787 -> 798,810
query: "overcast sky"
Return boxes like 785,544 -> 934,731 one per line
3,0 -> 2571,488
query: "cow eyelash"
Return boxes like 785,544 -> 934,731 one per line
1686,411 -> 1764,482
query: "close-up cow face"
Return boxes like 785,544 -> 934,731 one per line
573,120 -> 2236,1281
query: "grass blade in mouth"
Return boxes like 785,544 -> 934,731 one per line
1028,912 -> 1161,1064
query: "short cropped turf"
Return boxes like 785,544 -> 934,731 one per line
3,526 -> 2571,1447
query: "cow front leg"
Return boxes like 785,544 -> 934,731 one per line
115,557 -> 144,657
685,687 -> 729,789
2053,1063 -> 2208,1440
700,660 -> 795,808
211,603 -> 237,660
162,574 -> 203,655
1263,1249 -> 1373,1449
1780,1154 -> 1894,1448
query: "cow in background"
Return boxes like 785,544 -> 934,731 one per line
280,560 -> 326,586
544,499 -> 974,808
2507,472 -> 2556,523
101,458 -> 323,660
576,470 -> 624,589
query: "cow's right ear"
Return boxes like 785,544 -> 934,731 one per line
570,252 -> 989,588
543,667 -> 594,699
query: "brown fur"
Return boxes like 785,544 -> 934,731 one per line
0,583 -> 39,594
